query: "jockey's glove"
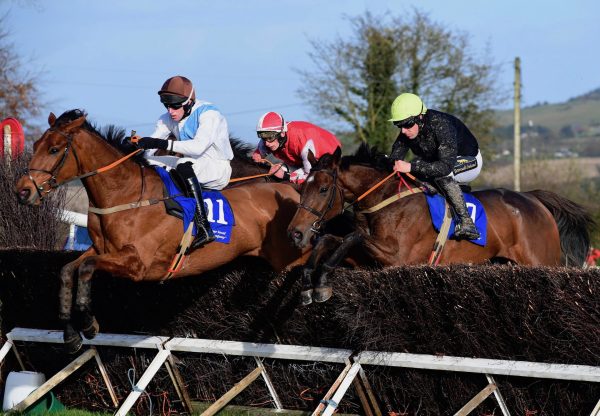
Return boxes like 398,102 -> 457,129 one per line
137,137 -> 169,150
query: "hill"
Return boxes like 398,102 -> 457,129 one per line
495,87 -> 600,139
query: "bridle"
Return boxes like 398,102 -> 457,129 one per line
297,169 -> 345,234
28,128 -> 83,202
27,126 -> 143,203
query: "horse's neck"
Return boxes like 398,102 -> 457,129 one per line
339,165 -> 393,202
75,139 -> 147,208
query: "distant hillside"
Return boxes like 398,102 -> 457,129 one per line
495,87 -> 600,138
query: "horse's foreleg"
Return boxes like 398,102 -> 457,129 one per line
59,249 -> 95,354
300,234 -> 345,305
313,231 -> 364,303
75,245 -> 146,341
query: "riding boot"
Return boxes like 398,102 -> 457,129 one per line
435,176 -> 480,240
176,163 -> 215,248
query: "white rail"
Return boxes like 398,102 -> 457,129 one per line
2,327 -> 599,416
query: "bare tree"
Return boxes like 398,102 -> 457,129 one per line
0,12 -> 43,128
298,10 -> 503,152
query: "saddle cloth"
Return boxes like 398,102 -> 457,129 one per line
425,192 -> 487,246
155,167 -> 235,243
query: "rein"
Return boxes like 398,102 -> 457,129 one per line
28,127 -> 143,203
297,168 -> 423,234
227,158 -> 275,183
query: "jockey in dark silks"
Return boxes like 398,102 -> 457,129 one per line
389,93 -> 482,240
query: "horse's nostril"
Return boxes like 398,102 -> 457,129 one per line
293,230 -> 303,242
17,188 -> 31,204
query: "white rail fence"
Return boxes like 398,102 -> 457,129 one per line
1,327 -> 599,416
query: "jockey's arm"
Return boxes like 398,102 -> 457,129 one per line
296,139 -> 317,180
146,119 -> 172,156
411,120 -> 458,178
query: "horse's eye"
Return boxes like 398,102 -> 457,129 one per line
49,147 -> 60,155
319,186 -> 329,193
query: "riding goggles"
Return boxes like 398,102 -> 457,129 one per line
160,93 -> 187,110
393,117 -> 417,130
162,101 -> 185,110
258,131 -> 280,143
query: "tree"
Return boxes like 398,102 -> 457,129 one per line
298,10 -> 503,152
0,13 -> 43,128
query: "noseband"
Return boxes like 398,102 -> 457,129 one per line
297,169 -> 345,234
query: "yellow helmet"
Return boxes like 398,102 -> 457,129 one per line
389,93 -> 427,122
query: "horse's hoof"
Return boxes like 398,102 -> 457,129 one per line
64,333 -> 83,354
81,317 -> 99,340
313,286 -> 332,303
301,289 -> 313,306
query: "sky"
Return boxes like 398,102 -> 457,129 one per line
2,0 -> 599,145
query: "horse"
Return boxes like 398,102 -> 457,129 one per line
15,109 -> 310,352
287,144 -> 594,304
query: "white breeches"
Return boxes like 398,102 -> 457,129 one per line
146,155 -> 232,190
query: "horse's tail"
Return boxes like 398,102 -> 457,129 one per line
529,189 -> 595,266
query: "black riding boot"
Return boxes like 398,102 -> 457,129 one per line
435,176 -> 480,240
176,163 -> 215,248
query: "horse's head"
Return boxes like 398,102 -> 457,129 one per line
288,147 -> 345,248
16,110 -> 87,205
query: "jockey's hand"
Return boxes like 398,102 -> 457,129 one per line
269,163 -> 286,179
137,137 -> 168,150
393,160 -> 412,173
251,152 -> 263,163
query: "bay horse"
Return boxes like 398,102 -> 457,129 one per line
288,145 -> 593,304
15,109 -> 310,352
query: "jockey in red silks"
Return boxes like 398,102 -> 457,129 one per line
252,111 -> 341,184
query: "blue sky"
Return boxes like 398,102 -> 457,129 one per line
2,0 -> 599,145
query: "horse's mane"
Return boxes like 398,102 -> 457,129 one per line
229,136 -> 255,163
56,109 -> 148,165
313,142 -> 393,172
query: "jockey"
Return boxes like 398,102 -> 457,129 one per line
252,111 -> 341,184
136,75 -> 233,248
389,93 -> 482,240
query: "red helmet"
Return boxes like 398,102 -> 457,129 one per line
256,111 -> 287,133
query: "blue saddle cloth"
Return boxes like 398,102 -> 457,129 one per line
425,192 -> 487,246
155,167 -> 235,243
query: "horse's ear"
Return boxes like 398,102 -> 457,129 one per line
64,111 -> 87,132
48,112 -> 56,127
332,146 -> 342,165
307,149 -> 317,166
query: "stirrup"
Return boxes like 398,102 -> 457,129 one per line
454,221 -> 480,240
191,228 -> 215,249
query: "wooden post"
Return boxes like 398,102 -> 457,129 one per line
11,348 -> 97,412
312,362 -> 353,416
200,366 -> 263,416
164,353 -> 194,414
92,347 -> 119,408
513,57 -> 521,192
454,384 -> 496,416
